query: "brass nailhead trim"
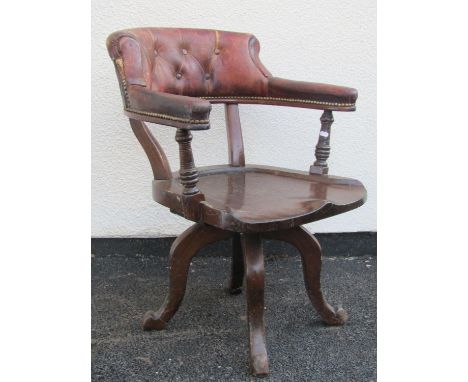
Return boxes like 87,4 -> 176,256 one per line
125,108 -> 210,124
116,56 -> 208,125
114,58 -> 131,107
201,96 -> 355,107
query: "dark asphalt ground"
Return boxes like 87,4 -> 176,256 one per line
92,248 -> 376,382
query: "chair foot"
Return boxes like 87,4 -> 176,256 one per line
250,353 -> 269,377
264,227 -> 348,326
227,233 -> 244,295
142,223 -> 233,331
241,233 -> 270,377
142,310 -> 167,330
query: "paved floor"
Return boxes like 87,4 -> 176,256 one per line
92,250 -> 376,381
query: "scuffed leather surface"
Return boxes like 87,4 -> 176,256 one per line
107,28 -> 270,95
127,86 -> 211,122
268,77 -> 357,105
107,27 -> 358,124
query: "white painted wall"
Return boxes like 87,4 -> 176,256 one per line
92,0 -> 376,237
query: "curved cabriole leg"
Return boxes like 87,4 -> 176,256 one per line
228,233 -> 244,294
242,233 -> 269,377
264,227 -> 348,326
142,223 -> 233,330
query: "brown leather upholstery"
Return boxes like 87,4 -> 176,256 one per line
107,28 -> 358,128
127,87 -> 212,125
268,77 -> 357,106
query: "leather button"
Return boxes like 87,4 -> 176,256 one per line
182,49 -> 188,55
205,73 -> 211,80
214,48 -> 220,55
176,73 -> 182,79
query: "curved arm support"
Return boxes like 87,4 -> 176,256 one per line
129,119 -> 172,180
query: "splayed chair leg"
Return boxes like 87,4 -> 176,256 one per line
142,223 -> 233,330
264,227 -> 348,326
228,233 -> 244,294
241,233 -> 269,377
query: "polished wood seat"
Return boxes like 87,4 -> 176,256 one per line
107,27 -> 367,377
155,165 -> 366,232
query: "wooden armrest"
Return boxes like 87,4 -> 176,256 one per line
267,77 -> 358,111
125,86 -> 212,130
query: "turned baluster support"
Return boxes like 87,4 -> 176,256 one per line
175,128 -> 204,219
310,110 -> 334,175
175,128 -> 200,195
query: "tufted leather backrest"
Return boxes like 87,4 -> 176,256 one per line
107,28 -> 271,98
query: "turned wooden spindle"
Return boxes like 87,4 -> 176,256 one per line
310,110 -> 334,175
175,128 -> 200,195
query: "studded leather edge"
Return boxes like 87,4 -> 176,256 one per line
114,58 -> 131,108
125,107 -> 210,124
201,96 -> 355,107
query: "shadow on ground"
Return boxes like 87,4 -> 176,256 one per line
92,251 -> 376,382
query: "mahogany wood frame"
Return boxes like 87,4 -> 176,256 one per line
129,105 -> 364,376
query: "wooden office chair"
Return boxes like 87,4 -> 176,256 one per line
107,28 -> 366,377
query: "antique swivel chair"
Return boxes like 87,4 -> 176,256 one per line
107,28 -> 366,377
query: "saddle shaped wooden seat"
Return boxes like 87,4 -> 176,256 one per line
155,164 -> 366,232
107,27 -> 367,377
